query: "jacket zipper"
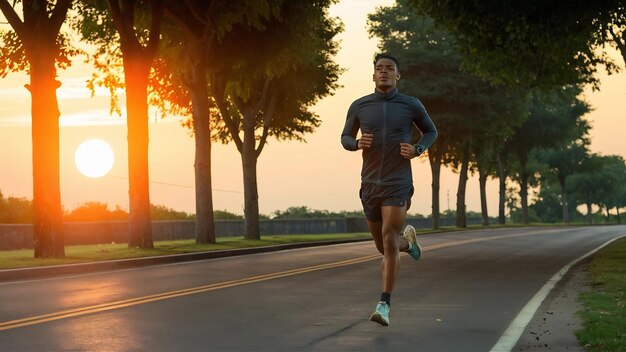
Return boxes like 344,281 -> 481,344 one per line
378,101 -> 387,183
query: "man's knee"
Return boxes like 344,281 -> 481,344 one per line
382,231 -> 399,250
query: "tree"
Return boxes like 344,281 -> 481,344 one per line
530,179 -> 568,223
0,191 -> 33,223
449,85 -> 527,228
536,140 -> 589,223
470,88 -> 527,226
612,180 -> 626,224
64,202 -> 128,221
595,4 -> 626,66
505,87 -> 590,224
609,175 -> 626,222
150,204 -> 193,220
156,0 -> 276,244
109,0 -> 163,248
569,154 -> 625,224
594,155 -> 626,222
214,210 -> 243,220
211,0 -> 342,239
409,0 -> 622,89
273,206 -> 321,219
77,1 -> 275,244
271,206 -> 369,219
494,151 -> 511,224
0,0 -> 76,257
569,155 -> 599,224
76,0 -> 163,248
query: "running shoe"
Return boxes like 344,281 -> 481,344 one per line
369,301 -> 390,326
403,224 -> 422,261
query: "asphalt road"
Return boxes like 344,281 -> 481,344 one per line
0,226 -> 624,352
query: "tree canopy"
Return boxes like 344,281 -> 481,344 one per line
409,0 -> 624,88
209,0 -> 343,239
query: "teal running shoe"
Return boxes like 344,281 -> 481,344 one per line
403,224 -> 422,261
369,301 -> 390,326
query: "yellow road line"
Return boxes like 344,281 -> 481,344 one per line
0,229 -> 559,331
0,254 -> 381,331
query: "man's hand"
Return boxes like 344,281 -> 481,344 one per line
400,143 -> 418,159
359,133 -> 373,149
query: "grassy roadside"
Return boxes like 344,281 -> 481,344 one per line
0,223 -> 611,270
576,237 -> 626,351
0,233 -> 372,270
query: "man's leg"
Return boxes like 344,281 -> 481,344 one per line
366,220 -> 384,254
368,205 -> 410,326
380,205 -> 410,294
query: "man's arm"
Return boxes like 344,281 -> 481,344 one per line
341,101 -> 360,151
411,98 -> 438,155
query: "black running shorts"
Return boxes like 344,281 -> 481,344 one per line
359,183 -> 414,222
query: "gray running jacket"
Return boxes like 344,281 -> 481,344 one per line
341,88 -> 437,185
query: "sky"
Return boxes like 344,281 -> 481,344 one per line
0,0 -> 625,217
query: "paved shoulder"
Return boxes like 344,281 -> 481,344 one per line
513,261 -> 591,351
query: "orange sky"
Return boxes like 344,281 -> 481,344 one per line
0,0 -> 624,217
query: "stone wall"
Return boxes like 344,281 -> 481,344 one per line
0,217 -> 485,250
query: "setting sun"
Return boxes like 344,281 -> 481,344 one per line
75,139 -> 115,178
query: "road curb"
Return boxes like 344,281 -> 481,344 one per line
489,235 -> 626,352
0,237 -> 372,282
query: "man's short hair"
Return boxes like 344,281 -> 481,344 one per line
374,54 -> 400,71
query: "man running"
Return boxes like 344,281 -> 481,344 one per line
341,54 -> 437,326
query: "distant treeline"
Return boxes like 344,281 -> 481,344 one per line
0,194 -> 618,225
0,194 -> 198,223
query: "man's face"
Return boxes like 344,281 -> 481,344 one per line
373,58 -> 400,92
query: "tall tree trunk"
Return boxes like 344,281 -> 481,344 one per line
124,58 -> 153,248
519,172 -> 529,224
478,166 -> 489,226
241,118 -> 260,240
163,4 -> 216,244
586,200 -> 593,225
189,64 -> 215,244
496,154 -> 506,225
605,207 -> 610,223
558,176 -> 569,224
5,0 -> 73,258
29,50 -> 64,258
107,0 -> 162,249
518,154 -> 529,224
616,207 -> 622,224
428,152 -> 441,229
456,155 -> 469,228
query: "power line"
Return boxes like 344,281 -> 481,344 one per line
105,175 -> 243,194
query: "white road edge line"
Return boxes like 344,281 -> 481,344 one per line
490,234 -> 626,352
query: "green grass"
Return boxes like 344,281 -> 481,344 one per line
576,237 -> 626,352
0,223 -> 610,270
0,226 -> 461,270
0,233 -> 371,270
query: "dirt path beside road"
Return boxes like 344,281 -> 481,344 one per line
514,261 -> 591,351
